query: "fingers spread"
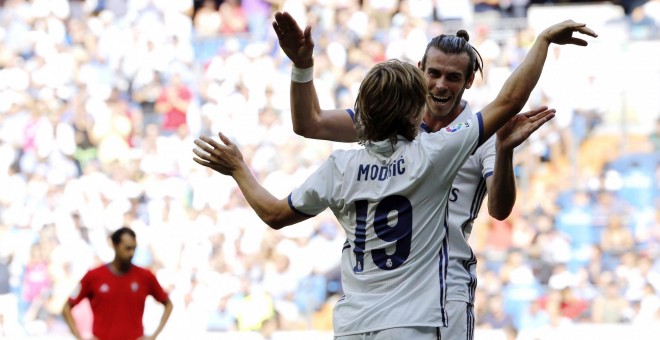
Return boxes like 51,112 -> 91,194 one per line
192,157 -> 209,166
200,135 -> 224,149
192,147 -> 210,160
218,132 -> 232,146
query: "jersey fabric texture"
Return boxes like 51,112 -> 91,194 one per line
443,300 -> 475,340
68,264 -> 169,340
288,113 -> 483,336
422,103 -> 496,304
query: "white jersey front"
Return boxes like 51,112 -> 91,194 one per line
288,114 -> 483,336
421,103 -> 496,304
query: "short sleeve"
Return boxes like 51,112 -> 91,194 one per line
67,272 -> 92,307
421,112 -> 483,173
478,135 -> 496,179
146,270 -> 169,303
288,156 -> 339,216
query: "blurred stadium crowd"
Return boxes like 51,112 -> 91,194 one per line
0,0 -> 660,339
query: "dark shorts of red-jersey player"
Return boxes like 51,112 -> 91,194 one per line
62,227 -> 174,340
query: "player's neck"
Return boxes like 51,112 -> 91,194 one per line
422,102 -> 465,132
109,260 -> 132,275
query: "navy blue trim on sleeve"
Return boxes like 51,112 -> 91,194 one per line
484,170 -> 493,179
287,194 -> 316,217
347,109 -> 355,122
477,112 -> 484,146
472,112 -> 485,154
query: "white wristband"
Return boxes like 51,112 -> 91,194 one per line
291,66 -> 313,83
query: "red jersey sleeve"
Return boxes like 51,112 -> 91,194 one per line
146,270 -> 169,303
67,271 -> 93,307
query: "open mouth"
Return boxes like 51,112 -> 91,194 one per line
430,94 -> 450,104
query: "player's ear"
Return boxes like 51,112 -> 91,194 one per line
465,72 -> 475,89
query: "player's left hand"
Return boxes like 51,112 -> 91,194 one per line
542,20 -> 598,46
496,106 -> 556,151
192,132 -> 245,176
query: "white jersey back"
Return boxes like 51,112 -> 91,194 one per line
422,104 -> 496,304
289,114 -> 483,336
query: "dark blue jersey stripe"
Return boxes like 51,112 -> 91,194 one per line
287,194 -> 317,217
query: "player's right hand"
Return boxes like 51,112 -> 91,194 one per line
192,132 -> 245,177
272,11 -> 314,69
496,106 -> 556,151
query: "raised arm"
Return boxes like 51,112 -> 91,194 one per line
193,133 -> 309,229
272,11 -> 357,142
486,106 -> 555,220
480,20 -> 597,141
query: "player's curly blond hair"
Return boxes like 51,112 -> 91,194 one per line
354,59 -> 427,146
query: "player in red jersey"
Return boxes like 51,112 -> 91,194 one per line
62,227 -> 173,340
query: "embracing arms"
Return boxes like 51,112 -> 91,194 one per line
272,11 -> 358,142
479,21 -> 596,139
193,133 -> 310,229
486,106 -> 555,219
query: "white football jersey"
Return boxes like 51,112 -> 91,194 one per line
421,103 -> 496,304
288,113 -> 483,336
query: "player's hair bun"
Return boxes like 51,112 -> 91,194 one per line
456,29 -> 470,42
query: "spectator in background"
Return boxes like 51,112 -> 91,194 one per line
650,116 -> 660,152
242,0 -> 273,41
479,294 -> 516,334
155,72 -> 192,136
132,70 -> 165,134
633,283 -> 660,324
591,279 -> 630,323
219,0 -> 248,34
557,286 -> 589,322
20,244 -> 51,326
600,215 -> 635,255
206,295 -> 237,333
0,249 -> 17,338
517,299 -> 550,337
628,5 -> 659,39
193,0 -> 222,38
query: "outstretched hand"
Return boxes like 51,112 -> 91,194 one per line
496,106 -> 556,151
272,11 -> 314,68
192,133 -> 245,176
542,20 -> 598,46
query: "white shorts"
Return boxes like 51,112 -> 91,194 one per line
441,300 -> 474,340
335,326 -> 439,340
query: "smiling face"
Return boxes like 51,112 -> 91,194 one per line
419,48 -> 474,123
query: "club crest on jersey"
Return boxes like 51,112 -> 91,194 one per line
131,282 -> 139,292
443,119 -> 472,134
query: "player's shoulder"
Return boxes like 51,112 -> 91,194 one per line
328,147 -> 366,167
129,264 -> 152,274
88,264 -> 109,274
82,264 -> 111,281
